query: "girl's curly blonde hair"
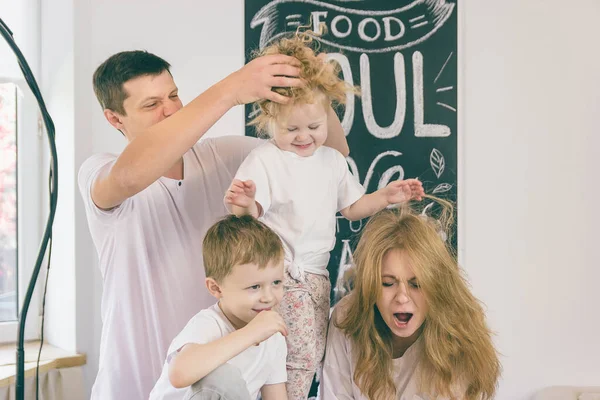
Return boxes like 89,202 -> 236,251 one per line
249,32 -> 358,137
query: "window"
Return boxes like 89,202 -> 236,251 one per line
0,83 -> 18,322
0,6 -> 42,341
0,76 -> 42,343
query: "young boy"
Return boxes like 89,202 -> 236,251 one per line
149,215 -> 289,400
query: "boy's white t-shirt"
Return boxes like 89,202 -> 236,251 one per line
78,136 -> 262,400
234,141 -> 365,279
149,302 -> 288,400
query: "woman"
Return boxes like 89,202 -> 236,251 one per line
321,199 -> 500,400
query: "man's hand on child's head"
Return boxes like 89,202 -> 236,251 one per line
226,54 -> 305,106
384,178 -> 424,205
225,179 -> 256,208
244,310 -> 288,345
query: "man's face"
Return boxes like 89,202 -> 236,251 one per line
108,70 -> 183,140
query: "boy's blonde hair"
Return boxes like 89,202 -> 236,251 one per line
336,197 -> 501,400
249,31 -> 358,137
203,215 -> 284,282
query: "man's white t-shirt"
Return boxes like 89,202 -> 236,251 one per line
149,303 -> 287,400
234,141 -> 365,280
78,136 -> 262,400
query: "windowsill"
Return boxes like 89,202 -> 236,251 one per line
0,341 -> 86,388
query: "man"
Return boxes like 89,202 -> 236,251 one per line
78,50 -> 349,400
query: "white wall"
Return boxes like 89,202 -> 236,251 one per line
461,1 -> 600,399
0,0 -> 39,79
40,1 -> 599,399
40,0 -> 77,352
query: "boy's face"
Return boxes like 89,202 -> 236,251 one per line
272,100 -> 328,157
208,260 -> 284,329
104,70 -> 183,140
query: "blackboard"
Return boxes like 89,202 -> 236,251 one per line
244,0 -> 458,307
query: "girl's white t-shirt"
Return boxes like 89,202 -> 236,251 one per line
234,141 -> 365,279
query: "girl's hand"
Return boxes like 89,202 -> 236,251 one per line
225,179 -> 256,208
384,179 -> 424,205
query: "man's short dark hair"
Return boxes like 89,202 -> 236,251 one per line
93,50 -> 171,115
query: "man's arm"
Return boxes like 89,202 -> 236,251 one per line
92,55 -> 303,210
261,383 -> 288,400
323,106 -> 349,157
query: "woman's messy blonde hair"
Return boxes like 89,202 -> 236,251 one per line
249,30 -> 358,137
336,196 -> 501,400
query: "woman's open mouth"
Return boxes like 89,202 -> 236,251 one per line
393,312 -> 413,328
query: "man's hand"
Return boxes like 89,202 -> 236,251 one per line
242,310 -> 288,345
225,54 -> 304,105
384,178 -> 425,205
